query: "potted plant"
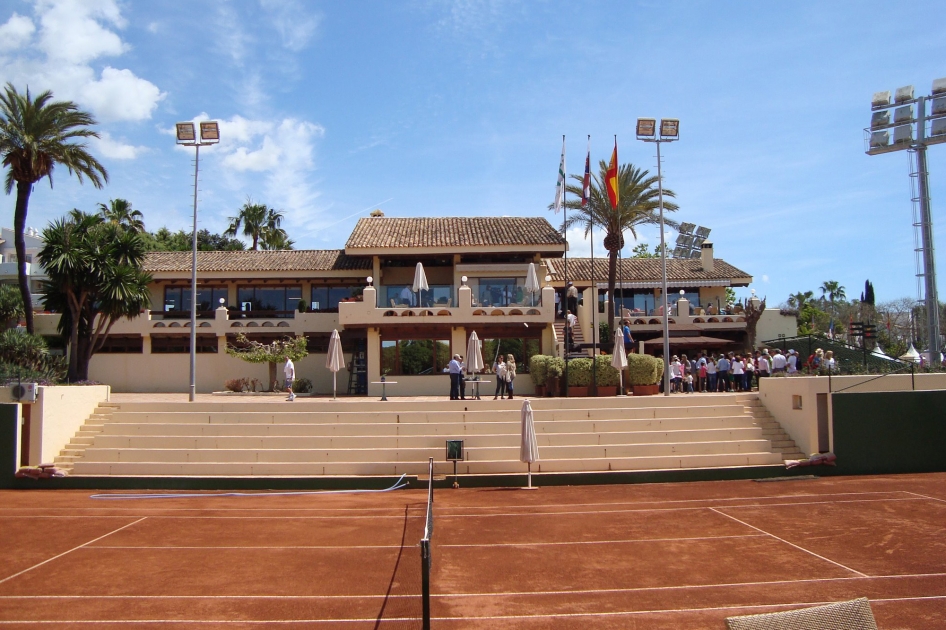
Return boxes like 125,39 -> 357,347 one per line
628,353 -> 663,396
529,355 -> 549,397
593,354 -> 619,396
566,357 -> 592,397
546,356 -> 564,397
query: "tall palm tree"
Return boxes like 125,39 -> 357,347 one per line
559,161 -> 679,325
98,198 -> 144,233
788,290 -> 814,310
259,227 -> 295,250
819,280 -> 846,304
224,200 -> 286,250
0,83 -> 108,333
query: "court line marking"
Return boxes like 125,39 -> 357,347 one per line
91,545 -> 408,550
0,595 -> 942,623
0,496 -> 926,520
1,571 -> 943,600
709,508 -> 868,578
0,517 -> 148,586
903,490 -> 946,504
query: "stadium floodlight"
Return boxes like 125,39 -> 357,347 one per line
175,119 -> 222,400
678,222 -> 696,234
636,118 -> 657,137
865,78 -> 946,365
637,117 -> 680,395
675,234 -> 689,246
695,226 -> 711,239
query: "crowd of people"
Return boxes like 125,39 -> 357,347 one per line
664,347 -> 836,393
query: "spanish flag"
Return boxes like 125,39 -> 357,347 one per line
606,137 -> 619,209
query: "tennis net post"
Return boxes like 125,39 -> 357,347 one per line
421,456 -> 434,630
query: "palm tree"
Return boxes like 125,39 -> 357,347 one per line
259,227 -> 295,250
787,290 -> 814,310
98,198 -> 144,233
819,280 -> 846,304
559,161 -> 679,325
224,200 -> 286,250
0,83 -> 108,334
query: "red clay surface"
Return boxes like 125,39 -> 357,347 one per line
0,473 -> 944,628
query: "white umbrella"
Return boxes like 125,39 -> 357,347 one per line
611,328 -> 628,395
466,331 -> 485,374
325,329 -> 345,399
412,262 -> 429,307
524,262 -> 541,306
520,399 -> 540,489
900,342 -> 921,364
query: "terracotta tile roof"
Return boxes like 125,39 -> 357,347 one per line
544,257 -> 751,284
144,250 -> 371,273
346,217 -> 566,250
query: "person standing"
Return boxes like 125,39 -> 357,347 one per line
622,320 -> 634,353
505,354 -> 517,399
716,353 -> 730,392
447,354 -> 462,400
771,348 -> 787,375
706,355 -> 717,392
731,355 -> 745,392
566,310 -> 578,352
566,282 -> 578,315
492,356 -> 507,399
458,355 -> 466,400
284,357 -> 296,401
787,349 -> 798,375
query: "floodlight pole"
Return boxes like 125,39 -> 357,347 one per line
188,144 -> 200,402
655,140 -> 671,396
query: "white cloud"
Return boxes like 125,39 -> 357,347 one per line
0,13 -> 35,52
0,0 -> 164,123
92,131 -> 145,159
259,0 -> 319,52
762,274 -> 770,283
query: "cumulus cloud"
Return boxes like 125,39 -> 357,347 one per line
91,131 -> 146,159
0,0 -> 164,122
0,13 -> 35,52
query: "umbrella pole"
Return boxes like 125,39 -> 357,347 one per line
333,373 -> 337,400
528,463 -> 531,488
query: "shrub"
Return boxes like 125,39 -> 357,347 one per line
0,330 -> 66,382
225,378 -> 248,392
529,355 -> 550,386
593,354 -> 620,387
546,356 -> 565,379
293,377 -> 313,393
627,353 -> 663,386
566,357 -> 593,387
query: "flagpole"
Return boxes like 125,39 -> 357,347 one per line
561,135 -> 569,397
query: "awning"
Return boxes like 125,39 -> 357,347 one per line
596,279 -> 732,289
643,335 -> 735,347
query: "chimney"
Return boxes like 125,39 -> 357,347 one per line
701,241 -> 714,273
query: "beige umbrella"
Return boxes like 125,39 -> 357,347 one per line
412,262 -> 429,307
524,262 -> 541,306
612,328 -> 628,395
520,399 -> 540,489
466,331 -> 485,374
325,329 -> 345,399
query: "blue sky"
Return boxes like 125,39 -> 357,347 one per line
2,0 -> 945,306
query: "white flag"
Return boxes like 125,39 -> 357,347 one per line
553,138 -> 565,214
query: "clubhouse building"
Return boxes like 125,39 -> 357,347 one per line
34,215 -> 795,396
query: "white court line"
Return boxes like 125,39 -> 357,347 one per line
91,545 -> 407,550
709,508 -> 868,578
0,517 -> 148,586
903,490 -> 946,504
2,571 -> 943,600
0,595 -> 942,624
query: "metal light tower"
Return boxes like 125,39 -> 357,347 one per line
637,117 -> 679,395
175,120 -> 221,401
865,79 -> 946,365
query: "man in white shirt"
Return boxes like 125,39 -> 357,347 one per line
399,285 -> 413,306
566,310 -> 578,351
284,357 -> 296,401
771,349 -> 788,374
447,354 -> 462,400
787,349 -> 798,374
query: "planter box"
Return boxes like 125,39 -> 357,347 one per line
534,385 -> 546,397
568,386 -> 589,397
546,377 -> 560,397
632,384 -> 660,396
596,386 -> 618,396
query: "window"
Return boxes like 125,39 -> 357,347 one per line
481,337 -> 541,374
310,286 -> 362,312
668,288 -> 701,311
237,286 -> 302,316
303,331 -> 361,354
613,289 -> 657,315
381,339 -> 451,375
381,284 -> 453,308
472,278 -> 529,307
97,335 -> 143,354
163,286 -> 228,316
151,334 -> 218,353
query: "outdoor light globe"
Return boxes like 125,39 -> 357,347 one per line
461,276 -> 468,284
366,276 -> 373,285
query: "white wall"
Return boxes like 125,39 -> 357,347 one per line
757,309 -> 797,347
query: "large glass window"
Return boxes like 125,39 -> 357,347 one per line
310,286 -> 362,313
150,334 -> 218,353
472,277 -> 534,307
380,339 -> 451,375
381,285 -> 453,308
668,288 -> 701,312
237,286 -> 302,317
163,286 -> 228,317
613,289 -> 657,315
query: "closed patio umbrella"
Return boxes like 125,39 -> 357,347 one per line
412,262 -> 429,307
524,262 -> 540,306
325,329 -> 345,399
612,328 -> 628,395
520,399 -> 540,489
466,331 -> 485,374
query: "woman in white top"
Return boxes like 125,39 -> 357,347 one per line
669,356 -> 683,393
744,355 -> 755,391
705,356 -> 717,393
504,354 -> 517,399
730,356 -> 745,392
492,358 -> 507,399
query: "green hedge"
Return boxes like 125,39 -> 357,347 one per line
529,355 -> 549,386
546,356 -> 565,379
566,357 -> 593,386
627,353 -> 663,386
593,354 -> 620,387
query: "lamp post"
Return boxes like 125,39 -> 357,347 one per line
175,120 -> 221,401
865,78 -> 946,365
637,117 -> 679,395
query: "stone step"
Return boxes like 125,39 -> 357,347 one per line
71,451 -> 785,476
79,439 -> 778,464
90,427 -> 770,451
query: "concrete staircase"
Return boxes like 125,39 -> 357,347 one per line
55,394 -> 804,477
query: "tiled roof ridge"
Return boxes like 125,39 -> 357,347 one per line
346,216 -> 566,249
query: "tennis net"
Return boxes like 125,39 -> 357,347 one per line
420,457 -> 434,630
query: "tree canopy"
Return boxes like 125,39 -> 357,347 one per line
224,199 -> 291,250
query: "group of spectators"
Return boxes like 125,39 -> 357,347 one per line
665,347 -> 834,393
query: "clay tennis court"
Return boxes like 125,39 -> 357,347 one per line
0,472 -> 944,629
